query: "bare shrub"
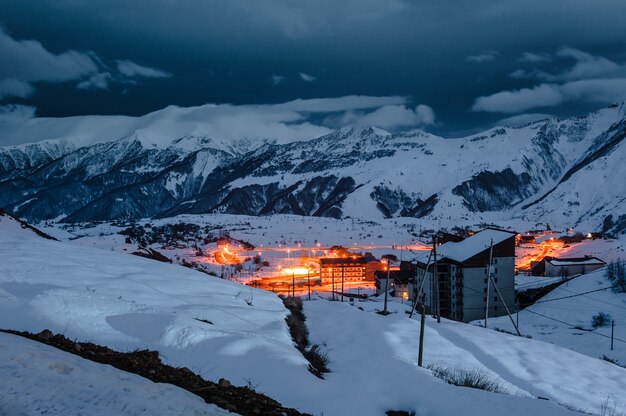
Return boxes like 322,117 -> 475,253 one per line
302,344 -> 330,378
592,312 -> 612,329
281,296 -> 329,379
600,396 -> 625,416
427,365 -> 509,394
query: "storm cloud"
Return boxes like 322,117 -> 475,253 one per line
472,48 -> 626,114
0,27 -> 172,99
1,1 -> 625,135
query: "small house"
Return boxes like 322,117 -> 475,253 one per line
544,256 -> 606,277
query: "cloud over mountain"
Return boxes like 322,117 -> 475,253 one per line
0,28 -> 171,99
472,48 -> 626,113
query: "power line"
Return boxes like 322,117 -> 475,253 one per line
555,285 -> 626,309
524,309 -> 626,344
534,285 -> 620,304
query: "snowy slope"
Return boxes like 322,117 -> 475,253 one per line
1,226 -> 625,415
0,332 -> 230,416
305,299 -> 626,415
487,267 -> 626,365
0,208 -> 56,240
0,222 -> 316,408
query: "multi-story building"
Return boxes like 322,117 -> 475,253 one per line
319,256 -> 367,286
411,228 -> 516,323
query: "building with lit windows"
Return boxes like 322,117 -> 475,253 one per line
411,228 -> 516,323
319,257 -> 367,285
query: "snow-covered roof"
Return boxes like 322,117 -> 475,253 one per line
437,228 -> 515,262
412,250 -> 444,265
547,257 -> 605,267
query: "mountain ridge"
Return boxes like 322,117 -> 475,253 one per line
1,103 -> 625,235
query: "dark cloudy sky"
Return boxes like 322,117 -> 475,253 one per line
1,0 -> 626,137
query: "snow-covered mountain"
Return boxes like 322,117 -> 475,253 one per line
1,103 -> 625,234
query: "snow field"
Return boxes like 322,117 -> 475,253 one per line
2,218 -> 625,415
0,332 -> 231,416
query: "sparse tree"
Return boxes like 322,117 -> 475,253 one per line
592,312 -> 612,329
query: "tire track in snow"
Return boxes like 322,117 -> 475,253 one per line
429,322 -> 538,399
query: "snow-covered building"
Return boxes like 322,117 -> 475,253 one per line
411,228 -> 516,323
544,256 -> 606,277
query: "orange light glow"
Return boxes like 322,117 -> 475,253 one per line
283,266 -> 311,276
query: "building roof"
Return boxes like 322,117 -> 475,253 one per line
546,256 -> 605,267
374,269 -> 414,284
436,228 -> 516,263
412,250 -> 443,265
320,257 -> 366,266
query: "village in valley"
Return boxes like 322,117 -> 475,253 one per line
53,215 -> 618,326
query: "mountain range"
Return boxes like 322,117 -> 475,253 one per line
1,103 -> 625,235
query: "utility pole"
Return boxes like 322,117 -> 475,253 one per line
408,250 -> 433,367
433,234 -> 440,323
292,269 -> 295,298
489,273 -> 521,336
418,302 -> 425,367
381,255 -> 397,314
341,264 -> 345,302
331,267 -> 336,301
611,320 -> 615,351
485,240 -> 493,328
307,268 -> 311,301
409,251 -> 432,319
383,257 -> 391,314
